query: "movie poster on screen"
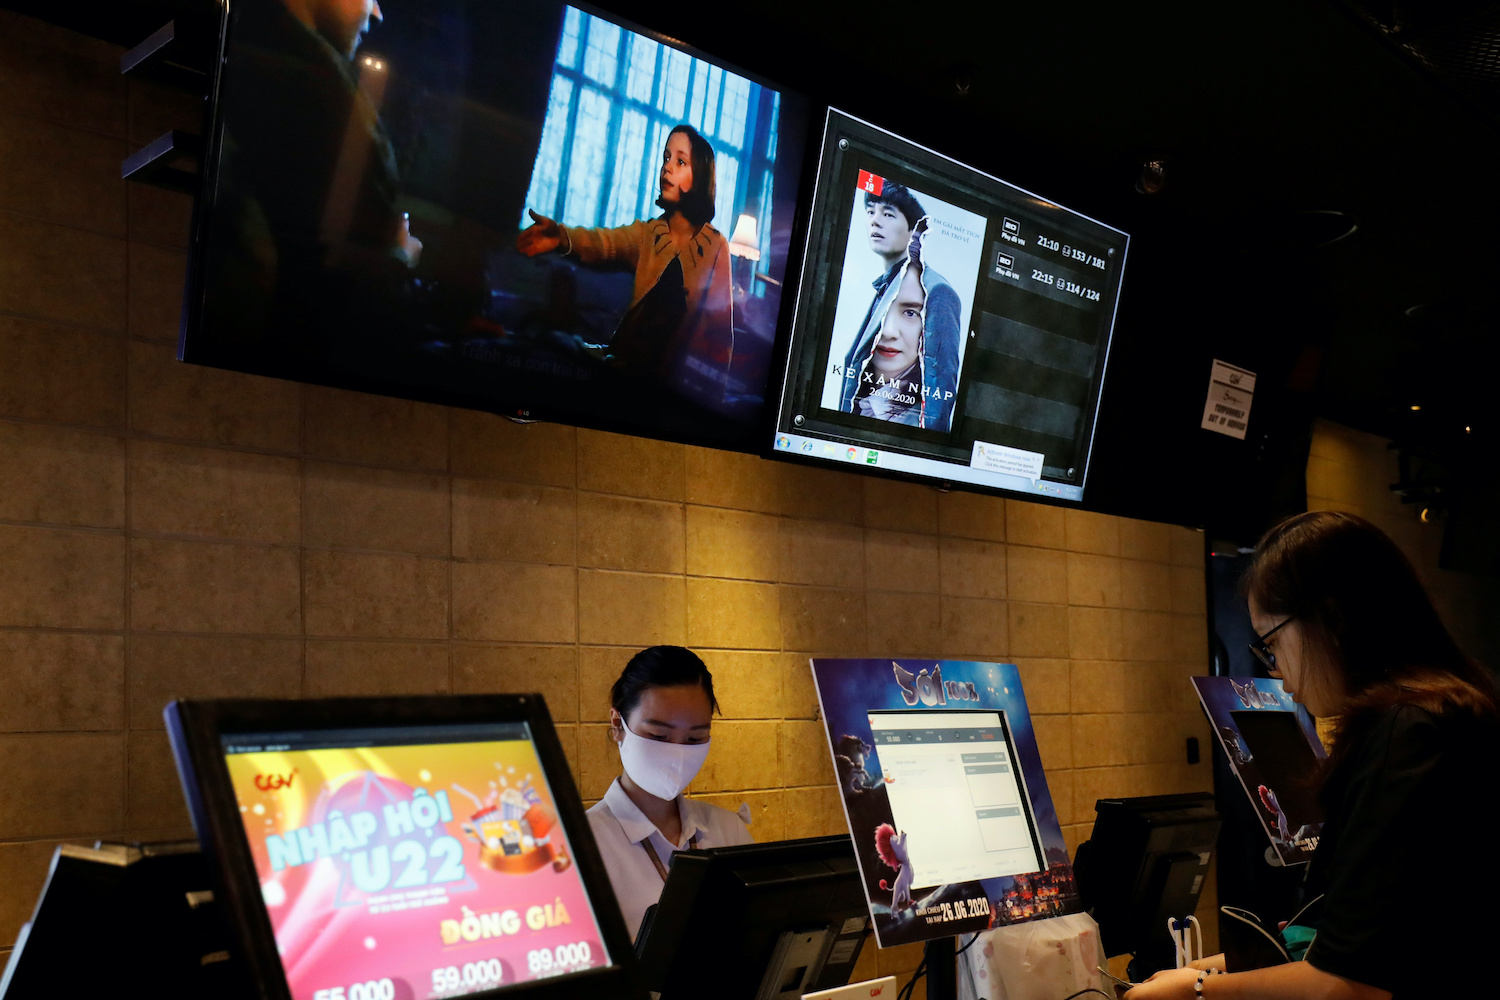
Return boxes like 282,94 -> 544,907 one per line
811,659 -> 1081,948
225,735 -> 609,999
817,176 -> 985,434
1192,676 -> 1326,866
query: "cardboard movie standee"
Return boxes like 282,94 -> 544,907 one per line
811,659 -> 1081,948
1192,676 -> 1326,865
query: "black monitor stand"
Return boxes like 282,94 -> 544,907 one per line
925,936 -> 957,1000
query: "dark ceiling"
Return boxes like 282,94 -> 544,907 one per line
10,0 -> 1500,519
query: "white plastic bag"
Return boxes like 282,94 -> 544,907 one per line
958,912 -> 1109,1000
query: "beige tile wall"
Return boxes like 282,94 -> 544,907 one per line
0,10 -> 1217,982
1306,419 -> 1500,665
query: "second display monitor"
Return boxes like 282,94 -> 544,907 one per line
774,109 -> 1129,503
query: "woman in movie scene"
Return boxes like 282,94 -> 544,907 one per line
1127,510 -> 1500,1000
516,124 -> 733,389
585,645 -> 752,941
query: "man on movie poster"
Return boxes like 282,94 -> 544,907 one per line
843,220 -> 961,430
842,176 -> 921,375
827,175 -> 981,434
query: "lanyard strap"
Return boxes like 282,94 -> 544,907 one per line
640,833 -> 698,882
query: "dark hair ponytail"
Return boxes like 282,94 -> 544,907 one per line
610,645 -> 720,720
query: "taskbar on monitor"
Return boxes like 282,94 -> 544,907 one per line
771,432 -> 1084,503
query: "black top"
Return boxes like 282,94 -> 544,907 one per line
1302,703 -> 1498,996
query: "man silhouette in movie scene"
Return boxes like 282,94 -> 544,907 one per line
516,124 -> 734,399
210,0 -> 423,357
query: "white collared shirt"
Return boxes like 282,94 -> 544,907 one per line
585,777 -> 753,941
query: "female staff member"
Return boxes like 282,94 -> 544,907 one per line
585,645 -> 752,941
1128,511 -> 1499,1000
516,124 -> 733,393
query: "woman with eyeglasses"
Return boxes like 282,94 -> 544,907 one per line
1128,510 -> 1499,1000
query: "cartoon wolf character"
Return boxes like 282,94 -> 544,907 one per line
875,823 -> 914,912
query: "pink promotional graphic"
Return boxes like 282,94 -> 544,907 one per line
223,734 -> 610,999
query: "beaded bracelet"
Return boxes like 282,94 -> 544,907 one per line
1193,968 -> 1224,998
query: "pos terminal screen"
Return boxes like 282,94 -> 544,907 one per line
867,710 -> 1044,889
220,722 -> 613,999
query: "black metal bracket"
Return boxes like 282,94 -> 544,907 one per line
120,18 -> 211,89
119,16 -> 215,193
122,129 -> 202,193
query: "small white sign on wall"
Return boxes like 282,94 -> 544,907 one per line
1201,359 -> 1256,440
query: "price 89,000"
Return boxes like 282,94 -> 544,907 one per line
526,942 -> 593,976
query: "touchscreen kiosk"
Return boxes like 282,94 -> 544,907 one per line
809,659 -> 1080,951
867,711 -> 1045,889
1192,676 -> 1325,866
165,696 -> 645,1000
773,110 -> 1129,502
634,835 -> 870,1000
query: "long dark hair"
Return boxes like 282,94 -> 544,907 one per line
657,124 -> 717,228
609,645 -> 721,720
1244,511 -> 1497,769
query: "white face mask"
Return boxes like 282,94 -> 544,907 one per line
618,719 -> 711,800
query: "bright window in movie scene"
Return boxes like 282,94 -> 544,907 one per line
185,0 -> 806,451
524,8 -> 782,271
774,110 -> 1129,502
222,723 -> 611,999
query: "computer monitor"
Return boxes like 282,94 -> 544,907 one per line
809,659 -> 1080,951
1073,793 -> 1221,977
772,109 -> 1129,502
633,835 -> 871,1000
165,695 -> 646,1000
182,0 -> 811,453
1192,675 -> 1324,867
867,710 -> 1046,890
0,841 -> 241,1000
1228,710 -> 1324,848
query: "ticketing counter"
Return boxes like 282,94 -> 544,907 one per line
3,659 -> 1222,1000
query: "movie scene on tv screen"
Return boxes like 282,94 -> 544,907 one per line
774,110 -> 1128,502
185,0 -> 807,449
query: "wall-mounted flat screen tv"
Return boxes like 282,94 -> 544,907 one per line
182,0 -> 808,451
772,109 -> 1128,501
